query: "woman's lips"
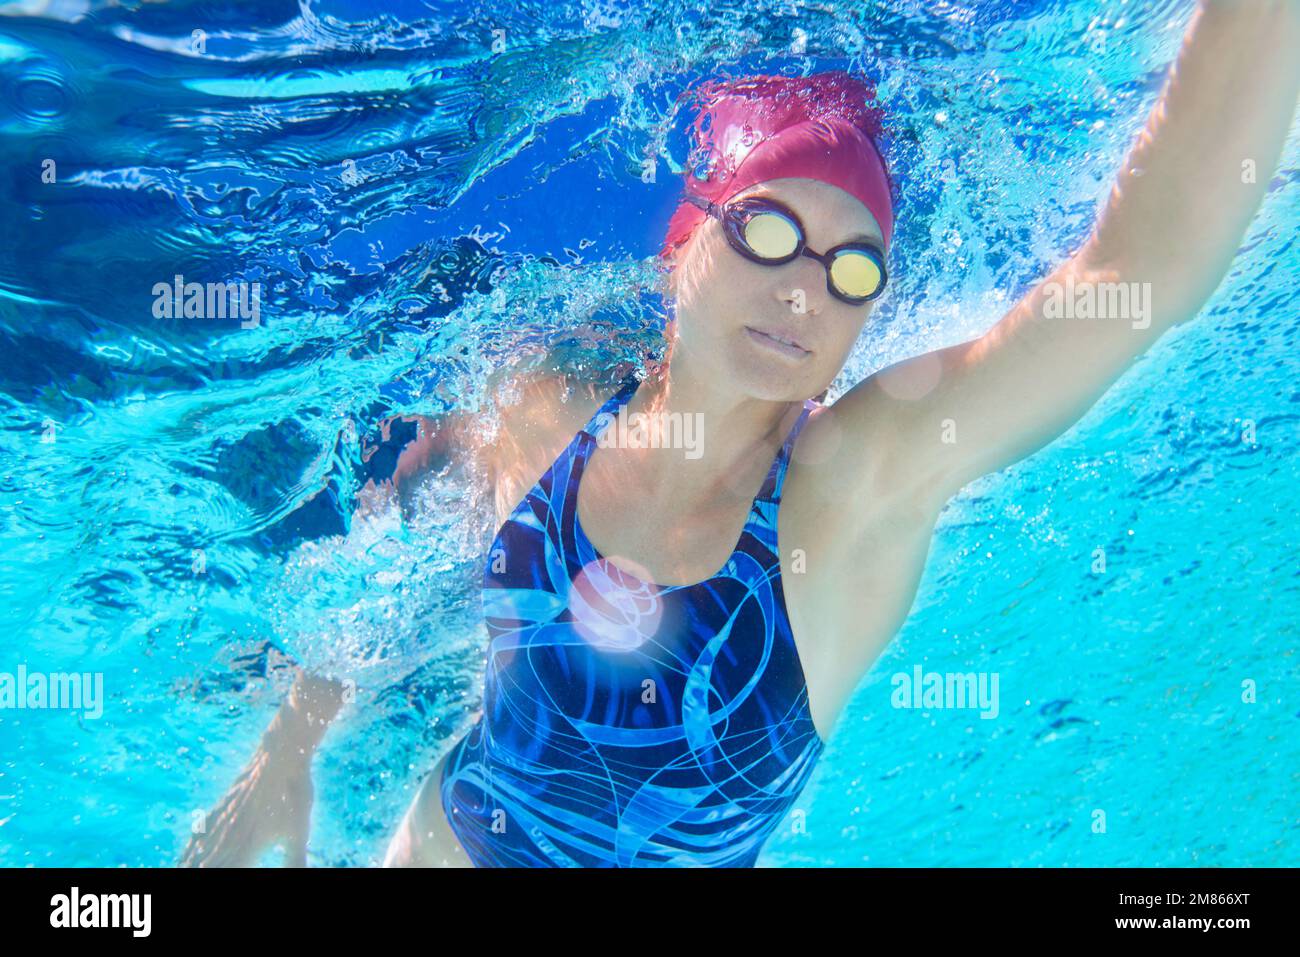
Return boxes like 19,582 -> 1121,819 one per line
744,325 -> 811,360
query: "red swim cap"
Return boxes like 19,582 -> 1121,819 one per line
660,71 -> 894,261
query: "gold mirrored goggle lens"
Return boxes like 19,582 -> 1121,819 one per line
741,211 -> 801,260
829,249 -> 884,299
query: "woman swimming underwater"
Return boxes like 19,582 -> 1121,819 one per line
183,0 -> 1300,867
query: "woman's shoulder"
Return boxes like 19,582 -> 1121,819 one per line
490,361 -> 628,449
784,376 -> 942,531
485,358 -> 632,520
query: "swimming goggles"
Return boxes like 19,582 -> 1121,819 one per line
683,192 -> 888,304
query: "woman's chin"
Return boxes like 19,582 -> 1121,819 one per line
729,353 -> 823,403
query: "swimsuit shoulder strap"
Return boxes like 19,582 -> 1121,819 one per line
758,398 -> 817,505
578,370 -> 642,442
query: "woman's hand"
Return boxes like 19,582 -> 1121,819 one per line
181,670 -> 345,867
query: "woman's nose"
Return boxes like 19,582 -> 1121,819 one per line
776,263 -> 827,315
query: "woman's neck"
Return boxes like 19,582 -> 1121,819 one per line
616,353 -> 805,507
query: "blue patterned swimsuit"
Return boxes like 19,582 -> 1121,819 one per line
439,371 -> 825,866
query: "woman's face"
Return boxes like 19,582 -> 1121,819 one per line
665,176 -> 887,403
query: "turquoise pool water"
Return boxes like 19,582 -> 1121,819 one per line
0,0 -> 1296,866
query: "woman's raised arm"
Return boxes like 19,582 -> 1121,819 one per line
834,0 -> 1300,512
